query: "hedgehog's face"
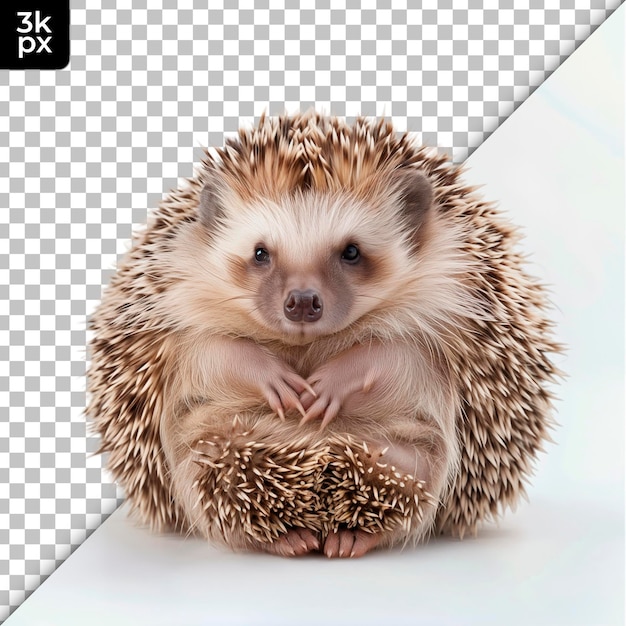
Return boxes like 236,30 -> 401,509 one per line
198,171 -> 434,345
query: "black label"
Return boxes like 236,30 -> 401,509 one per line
0,2 -> 70,70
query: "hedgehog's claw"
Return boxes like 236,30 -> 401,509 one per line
323,528 -> 379,558
263,528 -> 320,557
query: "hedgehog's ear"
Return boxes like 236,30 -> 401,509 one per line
394,168 -> 434,232
198,178 -> 225,230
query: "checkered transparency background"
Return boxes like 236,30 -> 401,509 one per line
0,0 -> 621,620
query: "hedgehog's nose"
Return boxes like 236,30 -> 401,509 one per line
284,289 -> 323,323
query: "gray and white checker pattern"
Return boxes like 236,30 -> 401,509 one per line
1,0 -> 621,620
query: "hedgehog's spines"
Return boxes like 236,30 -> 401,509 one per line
87,111 -> 561,550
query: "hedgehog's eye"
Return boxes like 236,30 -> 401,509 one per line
341,244 -> 360,264
254,247 -> 270,265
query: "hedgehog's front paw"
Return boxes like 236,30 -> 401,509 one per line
299,376 -> 355,429
300,348 -> 379,429
233,341 -> 314,420
257,360 -> 314,421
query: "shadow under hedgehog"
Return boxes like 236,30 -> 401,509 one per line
87,112 -> 561,558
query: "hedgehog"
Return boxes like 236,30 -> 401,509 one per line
87,112 -> 560,558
